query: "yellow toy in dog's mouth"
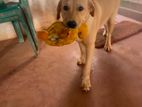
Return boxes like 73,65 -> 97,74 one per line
38,21 -> 88,46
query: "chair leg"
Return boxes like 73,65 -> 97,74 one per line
20,18 -> 39,56
22,8 -> 39,51
12,21 -> 24,43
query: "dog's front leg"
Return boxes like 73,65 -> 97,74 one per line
77,41 -> 86,65
81,20 -> 99,91
81,37 -> 96,91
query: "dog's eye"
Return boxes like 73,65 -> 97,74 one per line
63,5 -> 69,11
78,6 -> 84,11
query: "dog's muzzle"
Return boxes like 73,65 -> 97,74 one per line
67,20 -> 77,28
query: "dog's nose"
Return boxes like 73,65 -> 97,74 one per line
67,20 -> 77,28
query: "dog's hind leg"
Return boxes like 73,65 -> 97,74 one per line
103,25 -> 108,37
104,14 -> 115,52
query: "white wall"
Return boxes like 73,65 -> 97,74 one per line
0,0 -> 59,41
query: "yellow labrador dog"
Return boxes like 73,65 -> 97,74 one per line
57,0 -> 120,91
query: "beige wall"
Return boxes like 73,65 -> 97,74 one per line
0,0 -> 59,41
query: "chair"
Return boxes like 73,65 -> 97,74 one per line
0,0 -> 39,55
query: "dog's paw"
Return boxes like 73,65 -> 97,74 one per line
104,44 -> 112,52
81,78 -> 91,92
77,59 -> 85,66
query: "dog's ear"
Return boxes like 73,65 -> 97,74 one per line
89,0 -> 95,17
57,0 -> 62,20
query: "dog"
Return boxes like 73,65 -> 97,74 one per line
56,0 -> 120,91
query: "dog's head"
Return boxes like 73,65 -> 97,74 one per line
57,0 -> 95,28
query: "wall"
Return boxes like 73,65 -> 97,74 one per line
124,0 -> 142,4
0,0 -> 59,41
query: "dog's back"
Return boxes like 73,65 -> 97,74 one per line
94,0 -> 120,26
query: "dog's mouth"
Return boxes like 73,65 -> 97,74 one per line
63,21 -> 78,29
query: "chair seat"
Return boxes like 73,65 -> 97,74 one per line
0,3 -> 21,21
0,15 -> 19,23
0,2 -> 19,13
